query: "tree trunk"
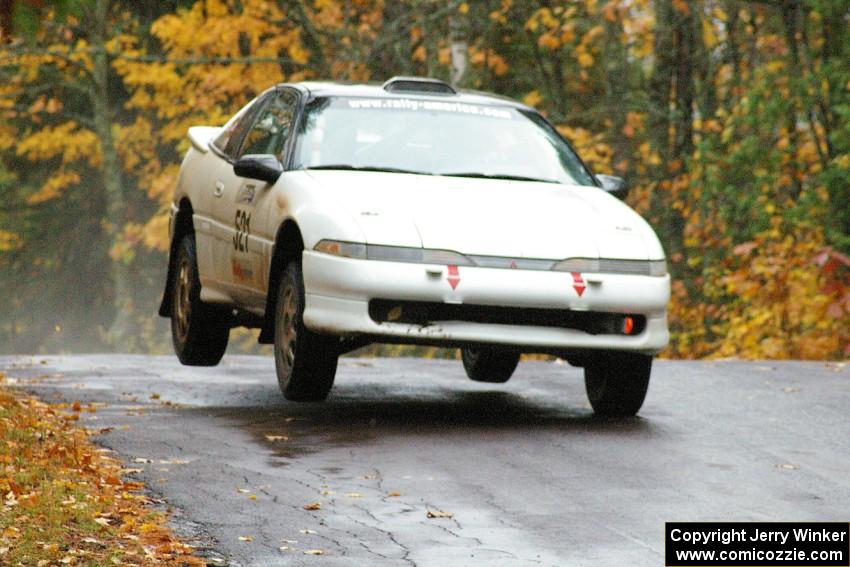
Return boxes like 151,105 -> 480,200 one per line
781,0 -> 803,200
90,0 -> 133,347
449,7 -> 467,88
603,14 -> 630,173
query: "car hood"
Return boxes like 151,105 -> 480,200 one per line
304,170 -> 664,260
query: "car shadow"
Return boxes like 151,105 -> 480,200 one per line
183,387 -> 659,465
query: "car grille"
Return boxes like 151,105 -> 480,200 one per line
368,300 -> 645,336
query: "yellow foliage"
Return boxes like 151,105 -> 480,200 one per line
537,33 -> 561,51
0,230 -> 23,252
577,51 -> 594,68
16,122 -> 100,166
672,0 -> 690,15
26,171 -> 81,205
713,228 -> 846,359
702,18 -> 718,49
143,212 -> 171,252
557,125 -> 612,173
523,90 -> 543,107
469,47 -> 509,76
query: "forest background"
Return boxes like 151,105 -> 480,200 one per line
1,0 -> 849,359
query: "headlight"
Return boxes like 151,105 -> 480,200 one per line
314,240 -> 474,266
552,258 -> 667,276
314,240 -> 666,275
313,240 -> 367,258
648,259 -> 667,277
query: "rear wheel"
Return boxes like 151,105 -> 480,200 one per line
274,261 -> 338,401
170,235 -> 229,366
584,352 -> 652,416
461,348 -> 520,383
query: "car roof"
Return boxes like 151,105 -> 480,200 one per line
283,80 -> 533,111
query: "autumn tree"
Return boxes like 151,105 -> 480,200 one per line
0,0 -> 848,358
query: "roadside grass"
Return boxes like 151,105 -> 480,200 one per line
0,373 -> 205,566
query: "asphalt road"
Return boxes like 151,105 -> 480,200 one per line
2,355 -> 849,566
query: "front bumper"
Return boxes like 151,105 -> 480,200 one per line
302,251 -> 670,354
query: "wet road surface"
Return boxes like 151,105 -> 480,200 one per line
2,355 -> 849,566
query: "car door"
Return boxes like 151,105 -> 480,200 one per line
213,87 -> 299,310
201,93 -> 272,295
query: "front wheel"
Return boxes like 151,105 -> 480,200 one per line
170,235 -> 229,366
584,352 -> 652,416
274,261 -> 338,401
461,348 -> 520,383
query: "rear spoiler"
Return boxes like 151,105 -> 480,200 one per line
187,126 -> 222,154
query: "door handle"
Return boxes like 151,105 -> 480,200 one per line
213,181 -> 224,198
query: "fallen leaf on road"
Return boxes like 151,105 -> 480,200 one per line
346,492 -> 362,498
279,546 -> 290,551
150,393 -> 160,400
236,488 -> 250,493
320,490 -> 335,495
94,518 -> 111,526
71,401 -> 81,412
300,529 -> 318,535
776,463 -> 800,470
133,458 -> 152,464
248,494 -> 257,500
386,492 -> 402,497
303,502 -> 322,511
304,549 -> 324,555
782,387 -> 800,393
264,434 -> 288,442
427,510 -> 454,519
238,536 -> 253,542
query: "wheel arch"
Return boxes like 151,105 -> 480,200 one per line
258,219 -> 305,343
158,198 -> 195,317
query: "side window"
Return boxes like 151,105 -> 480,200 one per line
238,89 -> 298,159
212,94 -> 269,159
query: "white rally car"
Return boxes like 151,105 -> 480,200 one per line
159,77 -> 670,415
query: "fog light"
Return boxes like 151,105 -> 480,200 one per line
623,316 -> 635,335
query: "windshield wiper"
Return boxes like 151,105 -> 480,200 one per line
440,172 -> 559,184
304,164 -> 432,175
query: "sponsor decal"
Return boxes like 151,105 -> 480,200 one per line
231,258 -> 254,282
345,98 -> 513,120
233,209 -> 251,252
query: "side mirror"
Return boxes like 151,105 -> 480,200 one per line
234,154 -> 283,184
596,174 -> 629,200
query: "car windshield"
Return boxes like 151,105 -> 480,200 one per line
292,96 -> 596,186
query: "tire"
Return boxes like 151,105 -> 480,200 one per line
584,352 -> 652,416
461,348 -> 520,383
274,261 -> 338,401
170,235 -> 230,366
